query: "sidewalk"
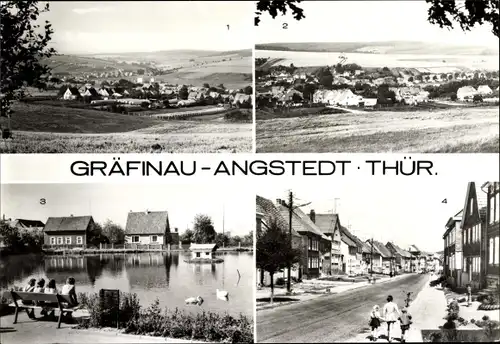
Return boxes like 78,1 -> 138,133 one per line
0,311 -> 203,344
257,274 -> 410,311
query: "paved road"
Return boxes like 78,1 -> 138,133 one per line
257,273 -> 429,343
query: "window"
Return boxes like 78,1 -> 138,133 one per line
196,252 -> 201,258
76,236 -> 83,245
478,225 -> 481,243
65,237 -> 71,244
495,237 -> 499,264
50,237 -> 56,245
205,252 -> 210,256
489,238 -> 494,264
470,199 -> 474,215
151,235 -> 158,243
309,237 -> 312,250
132,236 -> 140,243
57,237 -> 63,245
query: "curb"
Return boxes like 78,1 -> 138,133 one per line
71,329 -> 204,343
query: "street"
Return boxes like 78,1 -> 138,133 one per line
257,273 -> 429,343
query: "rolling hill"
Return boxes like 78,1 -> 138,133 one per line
255,41 -> 499,56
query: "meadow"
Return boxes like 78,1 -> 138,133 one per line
255,50 -> 499,73
256,106 -> 500,153
0,102 -> 252,153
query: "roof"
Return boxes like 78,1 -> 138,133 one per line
408,244 -> 420,253
386,242 -> 413,258
289,207 -> 330,241
315,213 -> 339,235
11,219 -> 45,228
43,216 -> 92,233
66,87 -> 80,96
461,182 -> 488,226
125,211 -> 169,235
190,243 -> 217,251
371,240 -> 392,258
233,93 -> 252,104
255,196 -> 301,238
339,226 -> 358,247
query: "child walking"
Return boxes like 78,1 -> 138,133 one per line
398,307 -> 413,343
369,305 -> 383,341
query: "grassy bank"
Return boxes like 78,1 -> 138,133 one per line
77,292 -> 253,343
256,106 -> 347,120
256,106 -> 499,153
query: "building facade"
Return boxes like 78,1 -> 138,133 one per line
484,182 -> 500,290
125,210 -> 170,247
443,210 -> 464,287
314,213 -> 343,273
43,215 -> 94,248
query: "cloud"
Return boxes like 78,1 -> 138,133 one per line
72,7 -> 114,15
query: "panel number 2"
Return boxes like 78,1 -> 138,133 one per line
283,23 -> 288,29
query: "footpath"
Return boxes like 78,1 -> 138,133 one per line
257,273 -> 409,311
0,311 -> 203,344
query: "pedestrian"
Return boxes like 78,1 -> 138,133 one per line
398,307 -> 413,343
382,295 -> 401,343
369,305 -> 384,341
466,284 -> 472,306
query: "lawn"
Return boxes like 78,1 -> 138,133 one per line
256,106 -> 500,153
0,102 -> 252,153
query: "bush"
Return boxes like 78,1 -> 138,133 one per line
76,292 -> 253,343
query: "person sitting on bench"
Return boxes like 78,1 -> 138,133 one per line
23,278 -> 37,318
42,279 -> 58,317
61,277 -> 78,306
33,278 -> 45,293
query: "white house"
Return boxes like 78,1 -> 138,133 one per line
362,98 -> 378,107
477,85 -> 493,95
457,86 -> 477,101
63,87 -> 80,100
124,210 -> 170,246
190,243 -> 218,260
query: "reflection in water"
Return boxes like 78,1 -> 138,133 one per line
0,251 -> 252,317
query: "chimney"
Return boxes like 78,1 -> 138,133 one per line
175,228 -> 178,233
309,209 -> 316,223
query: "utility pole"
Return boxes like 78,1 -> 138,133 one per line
222,204 -> 225,249
287,190 -> 293,293
370,237 -> 374,277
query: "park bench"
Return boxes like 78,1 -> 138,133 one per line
2,290 -> 79,328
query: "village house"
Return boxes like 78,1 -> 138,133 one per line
256,195 -> 305,285
339,226 -> 363,275
314,212 -> 343,273
190,243 -> 218,260
385,242 -> 412,272
371,240 -> 394,273
483,182 -> 500,291
365,240 -> 384,271
43,215 -> 95,248
457,86 -> 477,101
477,85 -> 493,96
460,182 -> 487,289
63,87 -> 81,100
233,93 -> 252,106
6,218 -> 45,230
443,209 -> 464,287
124,210 -> 171,247
283,89 -> 303,103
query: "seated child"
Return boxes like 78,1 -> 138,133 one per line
61,277 -> 78,306
22,278 -> 37,318
33,278 -> 45,293
42,279 -> 58,317
369,305 -> 383,341
398,307 -> 413,343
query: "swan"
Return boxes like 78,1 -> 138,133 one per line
185,296 -> 204,305
216,289 -> 229,300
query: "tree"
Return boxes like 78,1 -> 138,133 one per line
181,229 -> 194,244
243,85 -> 253,95
102,220 -> 125,244
192,214 -> 216,244
408,76 -> 414,82
302,84 -> 316,102
215,232 -> 230,247
1,1 -> 57,117
255,0 -> 305,26
87,222 -> 110,248
179,85 -> 189,100
473,94 -> 483,102
203,83 -> 210,89
256,217 -> 302,303
426,0 -> 499,38
450,93 -> 458,101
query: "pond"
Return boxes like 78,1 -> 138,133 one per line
0,251 -> 253,318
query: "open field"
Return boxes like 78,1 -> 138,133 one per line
256,106 -> 500,153
1,102 -> 252,153
256,50 -> 499,73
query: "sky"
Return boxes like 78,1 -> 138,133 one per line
0,184 -> 253,236
256,180 -> 487,253
256,0 -> 498,47
38,1 -> 253,54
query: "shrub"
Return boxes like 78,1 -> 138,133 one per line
275,277 -> 285,286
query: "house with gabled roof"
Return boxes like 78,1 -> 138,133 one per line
386,242 -> 413,272
371,240 -> 394,272
256,196 -> 305,285
460,182 -> 488,289
443,209 -> 463,286
314,212 -> 343,273
8,218 -> 45,230
365,240 -> 383,271
63,87 -> 81,100
339,226 -> 363,275
125,210 -> 171,247
43,215 -> 94,248
483,182 -> 499,292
